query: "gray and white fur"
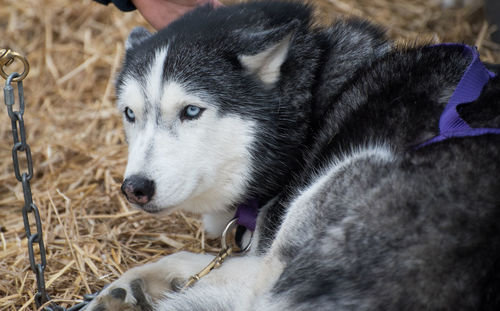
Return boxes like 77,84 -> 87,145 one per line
85,1 -> 500,310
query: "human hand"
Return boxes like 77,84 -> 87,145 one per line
132,0 -> 223,30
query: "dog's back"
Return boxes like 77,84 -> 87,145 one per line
257,42 -> 500,310
87,2 -> 500,310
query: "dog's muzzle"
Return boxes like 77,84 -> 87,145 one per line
121,175 -> 155,206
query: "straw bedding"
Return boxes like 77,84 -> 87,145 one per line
0,0 -> 498,310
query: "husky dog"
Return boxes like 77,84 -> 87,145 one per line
86,1 -> 500,310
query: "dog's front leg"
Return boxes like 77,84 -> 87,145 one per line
84,251 -> 217,311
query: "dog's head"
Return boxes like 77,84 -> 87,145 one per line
115,2 -> 314,215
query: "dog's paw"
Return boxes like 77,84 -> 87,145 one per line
83,251 -> 216,311
84,279 -> 153,311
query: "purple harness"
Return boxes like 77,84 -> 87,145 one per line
234,44 -> 499,230
416,44 -> 499,149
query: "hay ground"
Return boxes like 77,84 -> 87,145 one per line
0,0 -> 498,310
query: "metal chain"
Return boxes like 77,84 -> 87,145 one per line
2,53 -> 95,311
3,72 -> 52,309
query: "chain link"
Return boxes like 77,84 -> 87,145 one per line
3,71 -> 95,311
3,72 -> 52,309
0,48 -> 30,81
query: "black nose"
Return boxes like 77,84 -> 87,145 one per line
121,175 -> 155,205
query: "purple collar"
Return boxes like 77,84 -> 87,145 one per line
234,199 -> 259,232
416,44 -> 500,149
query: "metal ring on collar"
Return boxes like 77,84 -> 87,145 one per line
221,218 -> 253,254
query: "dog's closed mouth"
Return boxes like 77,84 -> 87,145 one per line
135,204 -> 162,214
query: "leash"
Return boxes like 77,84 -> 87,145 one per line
2,49 -> 96,311
182,200 -> 259,290
2,47 -> 259,307
2,49 -> 53,309
415,44 -> 500,149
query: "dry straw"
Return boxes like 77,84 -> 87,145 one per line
0,0 -> 498,310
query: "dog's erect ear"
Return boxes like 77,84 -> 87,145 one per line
126,27 -> 152,51
238,20 -> 299,85
239,35 -> 292,85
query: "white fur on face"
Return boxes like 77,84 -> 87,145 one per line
118,50 -> 255,215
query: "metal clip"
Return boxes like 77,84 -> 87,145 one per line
182,247 -> 233,290
1,48 -> 29,82
181,217 -> 253,290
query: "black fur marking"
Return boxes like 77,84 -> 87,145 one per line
117,1 -> 500,309
170,278 -> 185,292
457,75 -> 500,128
485,62 -> 500,74
92,304 -> 106,311
130,279 -> 152,311
110,288 -> 127,301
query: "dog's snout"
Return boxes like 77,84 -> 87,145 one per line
121,175 -> 155,205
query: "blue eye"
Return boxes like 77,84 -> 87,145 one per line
181,105 -> 205,121
187,106 -> 200,116
124,107 -> 135,122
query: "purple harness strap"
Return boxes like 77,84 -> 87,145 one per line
235,199 -> 259,232
416,44 -> 500,149
233,45 -> 499,230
